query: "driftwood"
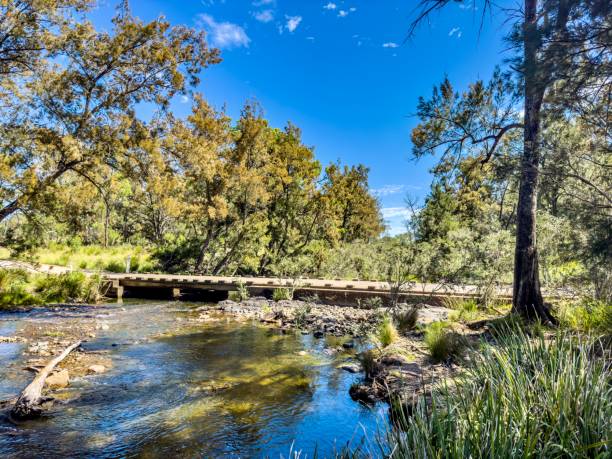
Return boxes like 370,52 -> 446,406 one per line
10,341 -> 81,421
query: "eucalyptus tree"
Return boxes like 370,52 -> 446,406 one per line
0,4 -> 220,224
409,0 -> 610,321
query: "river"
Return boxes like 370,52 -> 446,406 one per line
0,301 -> 385,458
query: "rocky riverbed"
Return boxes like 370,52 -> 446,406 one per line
207,297 -> 460,404
1,298 -> 461,419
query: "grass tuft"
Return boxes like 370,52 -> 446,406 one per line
377,316 -> 399,347
424,321 -> 467,362
393,306 -> 419,335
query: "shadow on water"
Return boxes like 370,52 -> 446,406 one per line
0,302 -> 384,458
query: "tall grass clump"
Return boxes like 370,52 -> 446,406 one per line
377,316 -> 399,347
273,287 -> 293,301
382,329 -> 611,458
424,321 -> 467,362
393,307 -> 419,335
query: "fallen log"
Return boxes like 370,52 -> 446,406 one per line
10,341 -> 81,421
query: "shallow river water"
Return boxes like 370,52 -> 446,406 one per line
0,301 -> 385,458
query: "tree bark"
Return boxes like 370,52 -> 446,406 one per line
10,341 -> 81,421
512,0 -> 555,323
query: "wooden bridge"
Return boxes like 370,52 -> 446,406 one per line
0,260 -> 513,305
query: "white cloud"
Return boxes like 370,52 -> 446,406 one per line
381,207 -> 413,235
371,184 -> 405,197
382,42 -> 399,48
285,15 -> 302,32
349,7 -> 357,12
323,2 -> 337,9
306,36 -> 315,41
338,10 -> 348,17
381,207 -> 412,219
180,95 -> 190,103
253,0 -> 274,5
198,14 -> 250,48
448,27 -> 462,38
253,9 -> 274,22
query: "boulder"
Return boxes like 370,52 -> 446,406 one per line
45,369 -> 70,389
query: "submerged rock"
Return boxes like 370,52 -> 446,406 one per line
87,364 -> 106,374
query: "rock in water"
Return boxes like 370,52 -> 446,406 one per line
45,370 -> 70,389
88,365 -> 106,374
339,363 -> 361,373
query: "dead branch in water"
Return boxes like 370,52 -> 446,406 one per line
10,341 -> 81,421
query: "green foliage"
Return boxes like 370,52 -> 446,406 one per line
376,316 -> 399,347
272,288 -> 293,302
382,331 -> 611,458
236,282 -> 250,301
293,303 -> 312,329
0,269 -> 102,308
393,307 -> 419,335
445,298 -> 482,323
361,296 -> 383,309
0,269 -> 38,308
357,350 -> 380,380
424,321 -> 467,362
557,299 -> 612,335
34,272 -> 101,304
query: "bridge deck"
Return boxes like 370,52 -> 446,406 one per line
1,260 -> 521,302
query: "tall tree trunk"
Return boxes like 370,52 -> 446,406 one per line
512,0 -> 555,323
103,197 -> 110,248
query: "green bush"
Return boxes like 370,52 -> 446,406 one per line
424,321 -> 467,362
393,307 -> 419,334
362,296 -> 383,309
273,287 -> 293,301
382,330 -> 612,458
0,269 -> 102,308
557,299 -> 612,335
377,316 -> 399,347
104,260 -> 125,273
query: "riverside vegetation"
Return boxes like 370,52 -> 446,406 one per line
0,0 -> 610,457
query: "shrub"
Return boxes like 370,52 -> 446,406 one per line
34,272 -> 101,304
424,321 -> 467,362
357,349 -> 380,379
294,303 -> 312,329
362,296 -> 383,309
377,316 -> 399,347
393,306 -> 419,334
445,297 -> 482,323
104,260 -> 125,273
236,281 -> 250,301
273,287 -> 293,301
381,330 -> 612,458
557,299 -> 612,335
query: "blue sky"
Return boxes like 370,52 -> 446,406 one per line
95,0 -> 510,234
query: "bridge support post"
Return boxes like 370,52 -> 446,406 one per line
112,280 -> 123,303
